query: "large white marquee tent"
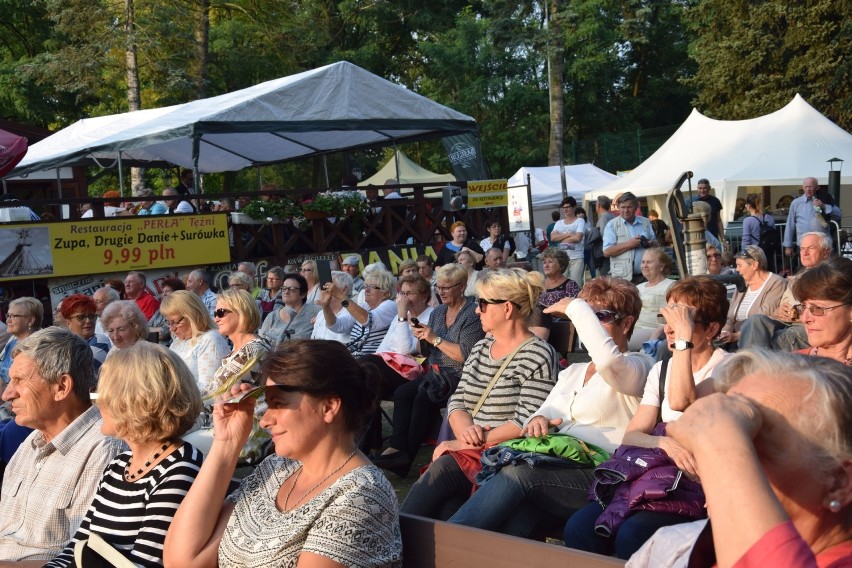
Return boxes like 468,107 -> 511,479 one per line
585,94 -> 852,225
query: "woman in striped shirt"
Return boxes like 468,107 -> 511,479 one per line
400,268 -> 559,520
321,269 -> 397,357
45,342 -> 204,568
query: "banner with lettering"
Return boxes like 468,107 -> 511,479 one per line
0,214 -> 230,282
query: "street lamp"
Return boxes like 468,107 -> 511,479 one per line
827,157 -> 843,203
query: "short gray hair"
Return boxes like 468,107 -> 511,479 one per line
127,270 -> 147,286
189,269 -> 211,287
8,297 -> 44,330
94,286 -> 120,303
266,266 -> 286,281
101,300 -> 149,342
12,327 -> 95,404
331,270 -> 353,294
715,349 -> 852,472
801,231 -> 832,254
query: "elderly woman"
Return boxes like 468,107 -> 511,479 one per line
529,247 -> 580,340
399,268 -> 559,520
320,268 -> 396,357
791,256 -> 852,365
705,244 -> 735,276
299,259 -> 322,305
719,245 -> 787,347
448,277 -> 654,536
161,290 -> 230,394
457,249 -> 480,297
60,293 -> 111,374
227,271 -> 254,294
0,297 -> 42,387
101,300 -> 149,351
435,221 -> 484,267
258,273 -> 322,346
149,277 -> 185,346
256,266 -> 286,321
564,276 -> 730,559
628,248 -> 675,351
636,352 -> 852,566
164,340 -> 403,568
397,259 -> 420,279
44,342 -> 204,568
373,264 -> 485,477
311,271 -> 354,343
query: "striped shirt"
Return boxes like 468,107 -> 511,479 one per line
45,442 -> 203,568
447,336 -> 559,428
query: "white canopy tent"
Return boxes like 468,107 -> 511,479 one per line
8,61 -> 479,179
358,151 -> 455,186
585,95 -> 852,225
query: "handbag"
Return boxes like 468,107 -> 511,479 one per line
418,364 -> 461,406
74,533 -> 135,568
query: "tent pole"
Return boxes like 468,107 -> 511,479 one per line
526,173 -> 536,249
257,166 -> 262,191
322,156 -> 329,187
394,143 -> 401,182
56,169 -> 63,203
117,152 -> 125,197
191,135 -> 201,194
2,179 -> 6,195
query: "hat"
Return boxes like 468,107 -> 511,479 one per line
342,255 -> 361,266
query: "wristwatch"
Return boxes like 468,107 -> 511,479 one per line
397,316 -> 407,322
670,339 -> 694,351
341,299 -> 350,308
433,336 -> 443,347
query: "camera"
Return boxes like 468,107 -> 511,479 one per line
639,235 -> 650,248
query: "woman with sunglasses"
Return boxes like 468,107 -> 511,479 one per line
373,264 -> 484,476
162,290 -> 230,395
791,256 -> 852,365
164,340 -> 402,568
399,268 -> 559,520
258,273 -> 322,346
60,293 -> 111,375
719,245 -> 786,348
299,259 -> 322,305
447,277 -> 653,537
563,276 -> 730,559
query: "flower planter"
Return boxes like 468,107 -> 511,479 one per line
230,212 -> 265,225
303,209 -> 331,220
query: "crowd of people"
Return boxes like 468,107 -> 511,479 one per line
0,175 -> 849,567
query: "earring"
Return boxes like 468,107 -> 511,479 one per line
829,499 -> 842,513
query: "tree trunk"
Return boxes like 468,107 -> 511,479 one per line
194,0 -> 210,99
125,0 -> 145,196
547,0 -> 565,170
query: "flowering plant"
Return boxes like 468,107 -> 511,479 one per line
240,198 -> 300,222
301,191 -> 370,224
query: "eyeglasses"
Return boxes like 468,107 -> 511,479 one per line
6,314 -> 27,320
593,310 -> 623,324
213,308 -> 233,318
364,284 -> 383,291
280,286 -> 300,293
707,253 -> 721,259
436,283 -> 463,293
794,303 -> 850,317
478,298 -> 519,312
71,314 -> 97,322
397,291 -> 420,297
300,268 -> 314,273
166,316 -> 186,328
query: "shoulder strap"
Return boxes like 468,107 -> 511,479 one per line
471,336 -> 536,419
657,358 -> 669,424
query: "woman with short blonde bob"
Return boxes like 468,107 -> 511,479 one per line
162,290 -> 230,394
101,300 -> 149,351
227,271 -> 254,293
44,342 -> 204,568
0,297 -> 42,387
210,288 -> 268,400
400,268 -> 559,519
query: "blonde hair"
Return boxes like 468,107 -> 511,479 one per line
160,290 -> 215,342
364,270 -> 395,301
228,271 -> 254,291
217,288 -> 261,333
436,264 -> 468,286
98,342 -> 202,442
398,259 -> 418,275
8,297 -> 43,331
475,268 -> 544,319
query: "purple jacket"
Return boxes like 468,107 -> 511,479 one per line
589,444 -> 706,537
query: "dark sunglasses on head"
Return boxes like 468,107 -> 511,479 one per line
213,308 -> 233,318
735,250 -> 754,261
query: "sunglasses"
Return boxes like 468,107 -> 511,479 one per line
222,384 -> 303,405
213,308 -> 233,318
735,250 -> 755,261
593,310 -> 623,324
478,298 -> 519,312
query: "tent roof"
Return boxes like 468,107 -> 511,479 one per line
358,151 -> 455,186
508,164 -> 618,208
585,95 -> 852,214
9,61 -> 478,177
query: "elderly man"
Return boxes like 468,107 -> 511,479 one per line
783,177 -> 841,257
603,192 -> 656,283
0,328 -> 123,564
739,231 -> 833,351
483,247 -> 506,271
92,286 -> 120,336
187,269 -> 216,316
340,255 -> 364,298
124,271 -> 159,320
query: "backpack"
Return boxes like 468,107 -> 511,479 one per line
757,215 -> 779,257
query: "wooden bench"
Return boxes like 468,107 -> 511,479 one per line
399,513 -> 624,568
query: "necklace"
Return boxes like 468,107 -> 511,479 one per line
124,440 -> 171,481
810,346 -> 852,367
283,447 -> 358,511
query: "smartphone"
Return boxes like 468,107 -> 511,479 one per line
410,317 -> 423,328
316,259 -> 333,286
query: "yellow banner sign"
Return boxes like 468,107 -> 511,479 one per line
467,179 -> 508,209
0,214 -> 231,281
